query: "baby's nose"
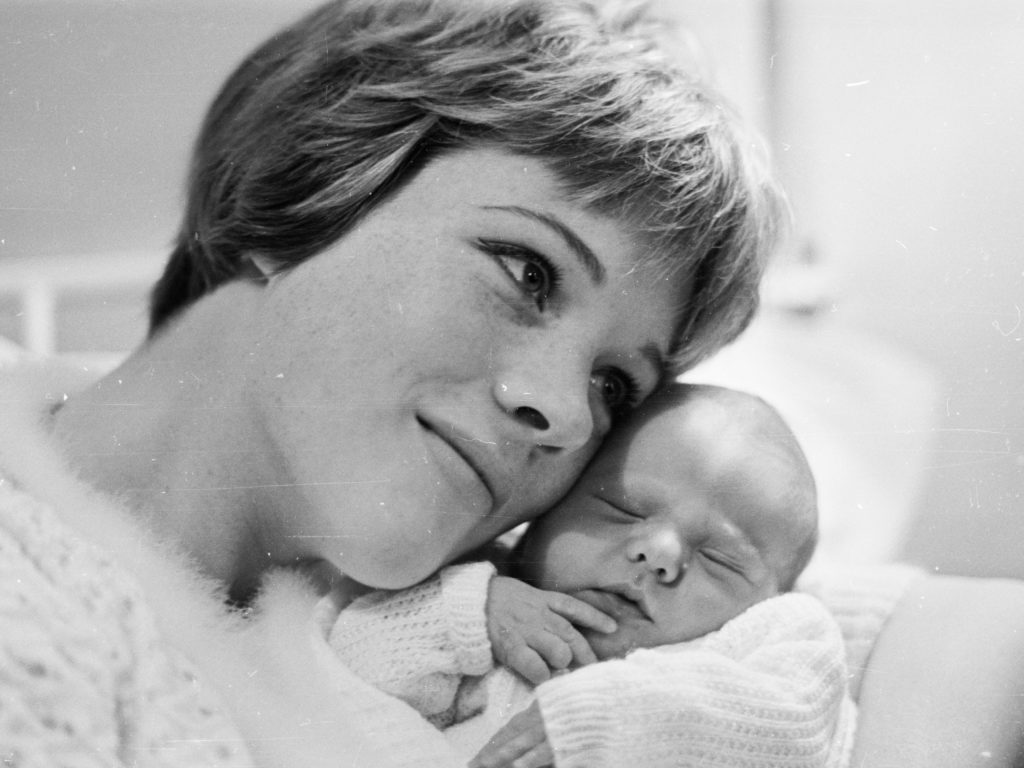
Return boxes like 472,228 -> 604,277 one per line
637,528 -> 684,584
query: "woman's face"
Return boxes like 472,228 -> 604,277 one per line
244,148 -> 687,589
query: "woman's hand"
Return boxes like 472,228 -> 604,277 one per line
469,702 -> 552,768
486,576 -> 616,684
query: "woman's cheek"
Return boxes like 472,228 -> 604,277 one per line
396,277 -> 501,356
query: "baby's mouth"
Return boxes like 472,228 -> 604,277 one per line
573,586 -> 651,622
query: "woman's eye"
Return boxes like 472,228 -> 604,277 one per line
516,260 -> 549,296
590,369 -> 640,417
478,239 -> 560,307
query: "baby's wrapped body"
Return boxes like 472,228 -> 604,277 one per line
325,560 -> 882,768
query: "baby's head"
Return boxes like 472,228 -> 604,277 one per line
513,383 -> 817,660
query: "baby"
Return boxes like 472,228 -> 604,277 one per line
321,384 -> 853,768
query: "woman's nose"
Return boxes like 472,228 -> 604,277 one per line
492,367 -> 594,452
629,528 -> 685,584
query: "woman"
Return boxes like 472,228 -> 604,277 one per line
0,0 -> 781,765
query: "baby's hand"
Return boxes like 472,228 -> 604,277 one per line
469,702 -> 551,768
486,576 -> 615,684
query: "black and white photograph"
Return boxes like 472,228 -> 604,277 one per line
2,1 -> 1023,765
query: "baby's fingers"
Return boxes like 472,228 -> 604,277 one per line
469,734 -> 537,768
479,742 -> 554,768
470,705 -> 551,768
535,612 -> 598,668
509,742 -> 555,768
560,625 -> 598,668
506,644 -> 553,685
549,592 -> 617,634
528,630 -> 577,672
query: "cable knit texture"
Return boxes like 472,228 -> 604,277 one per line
536,595 -> 857,768
327,561 -> 496,726
327,563 -> 896,768
0,477 -> 248,767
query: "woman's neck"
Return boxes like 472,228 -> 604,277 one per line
49,281 -> 278,594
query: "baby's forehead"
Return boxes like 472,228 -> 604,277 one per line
597,390 -> 814,543
657,387 -> 781,437
616,390 -> 789,469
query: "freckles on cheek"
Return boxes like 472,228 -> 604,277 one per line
433,288 -> 508,363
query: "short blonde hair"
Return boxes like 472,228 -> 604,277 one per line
151,0 -> 785,372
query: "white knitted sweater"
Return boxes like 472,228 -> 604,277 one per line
0,361 -> 475,768
327,561 -> 920,768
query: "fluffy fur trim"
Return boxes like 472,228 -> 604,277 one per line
0,360 -> 462,768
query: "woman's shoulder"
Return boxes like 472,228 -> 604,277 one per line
0,358 -> 167,650
1,480 -> 252,766
0,478 -> 249,766
0,368 -> 252,766
853,572 -> 1024,767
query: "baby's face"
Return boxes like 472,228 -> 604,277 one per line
517,401 -> 809,660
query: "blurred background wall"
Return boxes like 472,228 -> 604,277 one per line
767,0 -> 1024,579
1,0 -> 1022,578
0,0 -> 322,356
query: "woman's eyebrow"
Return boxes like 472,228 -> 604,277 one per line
482,205 -> 606,284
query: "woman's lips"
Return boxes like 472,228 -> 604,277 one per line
418,416 -> 496,509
